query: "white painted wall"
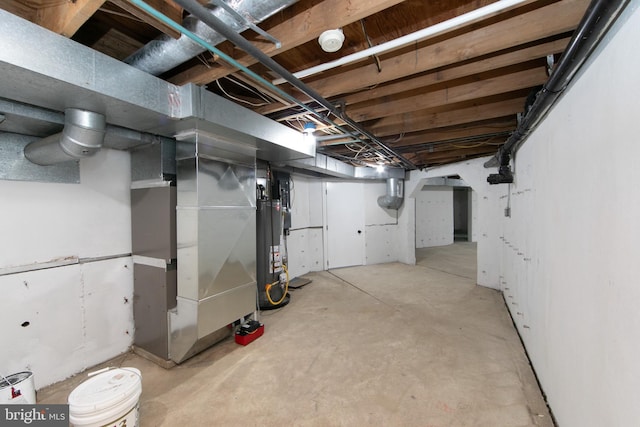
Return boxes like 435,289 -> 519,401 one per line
415,186 -> 454,248
0,149 -> 134,389
364,181 -> 402,265
493,5 -> 640,425
471,189 -> 478,242
403,160 -> 506,288
287,178 -> 408,272
286,175 -> 324,278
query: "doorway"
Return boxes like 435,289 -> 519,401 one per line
453,187 -> 472,242
325,181 -> 365,269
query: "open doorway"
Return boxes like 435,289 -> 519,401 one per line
414,180 -> 477,280
453,187 -> 472,242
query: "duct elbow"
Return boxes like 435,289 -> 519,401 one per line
377,194 -> 403,210
24,108 -> 106,165
377,177 -> 404,210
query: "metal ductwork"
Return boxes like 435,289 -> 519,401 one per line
24,108 -> 106,165
125,0 -> 298,76
377,178 -> 404,210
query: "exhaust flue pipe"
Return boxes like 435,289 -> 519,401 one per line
24,109 -> 106,165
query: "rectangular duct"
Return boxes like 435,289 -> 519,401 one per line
0,10 -> 315,164
170,138 -> 257,363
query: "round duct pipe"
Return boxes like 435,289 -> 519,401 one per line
24,109 -> 106,165
377,178 -> 404,210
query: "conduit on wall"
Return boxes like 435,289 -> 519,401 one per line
484,0 -> 631,183
24,108 -> 106,166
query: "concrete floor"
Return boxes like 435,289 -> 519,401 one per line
39,243 -> 552,426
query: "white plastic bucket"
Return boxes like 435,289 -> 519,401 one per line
0,371 -> 36,404
68,367 -> 142,427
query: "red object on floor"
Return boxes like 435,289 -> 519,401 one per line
235,324 -> 264,346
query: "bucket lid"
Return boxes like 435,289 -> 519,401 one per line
68,368 -> 141,416
0,372 -> 33,389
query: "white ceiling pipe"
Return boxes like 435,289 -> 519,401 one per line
272,0 -> 534,85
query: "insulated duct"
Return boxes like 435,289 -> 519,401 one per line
377,178 -> 404,210
24,108 -> 106,165
125,0 -> 298,76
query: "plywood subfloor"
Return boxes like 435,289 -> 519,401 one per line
38,243 -> 551,426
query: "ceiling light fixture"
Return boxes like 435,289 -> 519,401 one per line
318,29 -> 345,53
302,122 -> 316,135
302,122 -> 316,144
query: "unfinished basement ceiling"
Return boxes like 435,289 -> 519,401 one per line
0,0 -> 589,169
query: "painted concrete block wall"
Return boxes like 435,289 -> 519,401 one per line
494,5 -> 640,426
286,175 -> 324,278
415,187 -> 454,248
0,149 -> 134,389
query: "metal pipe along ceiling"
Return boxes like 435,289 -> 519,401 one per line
172,0 -> 416,170
24,108 -> 106,165
272,0 -> 534,85
125,0 -> 299,76
484,0 -> 631,174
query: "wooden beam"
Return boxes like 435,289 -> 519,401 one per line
342,37 -> 570,106
35,0 -> 106,37
414,145 -> 499,162
350,66 -> 547,121
370,97 -> 526,136
307,0 -> 588,98
168,0 -> 406,85
109,0 -> 182,39
258,36 -> 569,117
389,122 -> 516,149
0,0 -> 37,21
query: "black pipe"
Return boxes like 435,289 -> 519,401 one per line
174,0 -> 416,170
484,0 -> 630,175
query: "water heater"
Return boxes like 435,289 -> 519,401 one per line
256,199 -> 288,309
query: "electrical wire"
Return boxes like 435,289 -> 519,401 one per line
195,54 -> 212,68
360,19 -> 382,73
216,80 -> 270,107
449,141 -> 502,149
449,135 -> 501,149
225,75 -> 274,104
130,0 -> 411,169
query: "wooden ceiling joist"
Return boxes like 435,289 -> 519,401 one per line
108,0 -> 182,39
35,0 -> 106,37
386,122 -> 516,149
257,36 -> 570,117
169,0 -> 406,86
306,0 -> 588,98
349,66 -> 548,122
370,97 -> 526,136
341,37 -> 570,107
